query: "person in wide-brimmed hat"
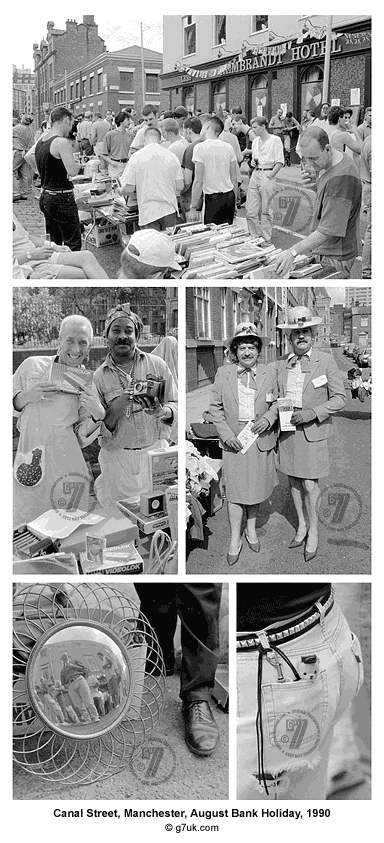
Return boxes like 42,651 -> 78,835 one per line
275,306 -> 346,562
209,322 -> 279,566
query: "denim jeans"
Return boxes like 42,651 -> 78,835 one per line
13,150 -> 30,196
39,191 -> 82,251
237,599 -> 364,799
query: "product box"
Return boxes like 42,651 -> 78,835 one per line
116,500 -> 170,535
80,542 -> 144,574
147,446 -> 178,490
85,220 -> 121,248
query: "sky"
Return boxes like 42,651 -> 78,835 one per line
326,287 -> 345,304
12,11 -> 163,69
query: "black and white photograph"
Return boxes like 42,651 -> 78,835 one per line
236,582 -> 371,800
13,581 -> 228,799
13,287 -> 178,575
12,14 -> 371,280
186,285 -> 371,574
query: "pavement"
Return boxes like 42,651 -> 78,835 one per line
186,349 -> 371,575
13,162 -> 366,279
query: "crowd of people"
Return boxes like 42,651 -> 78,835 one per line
12,99 -> 371,279
34,649 -> 124,727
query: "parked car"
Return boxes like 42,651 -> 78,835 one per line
357,348 -> 372,368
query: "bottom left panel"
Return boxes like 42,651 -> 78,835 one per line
13,581 -> 228,800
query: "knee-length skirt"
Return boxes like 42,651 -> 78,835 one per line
223,440 -> 278,505
277,428 -> 330,479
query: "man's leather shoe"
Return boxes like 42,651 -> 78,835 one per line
182,700 -> 219,756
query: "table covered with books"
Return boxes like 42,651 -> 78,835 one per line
165,221 -> 346,280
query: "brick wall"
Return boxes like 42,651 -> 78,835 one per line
53,26 -> 105,79
272,67 -> 295,113
196,82 -> 210,112
228,76 -> 246,111
330,55 -> 366,109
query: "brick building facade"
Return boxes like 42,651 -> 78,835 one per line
186,285 -> 318,391
161,15 -> 371,122
52,45 -> 165,120
33,17 -> 166,125
13,66 -> 35,117
33,17 -> 106,125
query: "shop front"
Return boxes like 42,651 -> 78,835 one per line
161,18 -> 371,123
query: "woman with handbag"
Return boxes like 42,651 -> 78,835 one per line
209,323 -> 279,566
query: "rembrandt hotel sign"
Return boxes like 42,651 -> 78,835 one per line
174,30 -> 371,80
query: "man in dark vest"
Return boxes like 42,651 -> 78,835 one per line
35,106 -> 82,251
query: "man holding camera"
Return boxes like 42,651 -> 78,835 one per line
92,303 -> 178,507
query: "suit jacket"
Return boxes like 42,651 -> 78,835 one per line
276,349 -> 346,442
209,362 -> 278,452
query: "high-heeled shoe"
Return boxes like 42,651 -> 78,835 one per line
244,532 -> 260,553
289,532 -> 308,549
227,541 -> 243,567
304,540 -> 318,562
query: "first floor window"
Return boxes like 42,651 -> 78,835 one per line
214,15 -> 226,45
252,15 -> 268,33
195,287 -> 211,338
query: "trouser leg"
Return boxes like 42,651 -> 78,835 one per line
246,174 -> 262,238
135,584 -> 178,672
76,677 -> 99,720
259,174 -> 276,242
362,183 -> 371,277
177,584 -> 222,703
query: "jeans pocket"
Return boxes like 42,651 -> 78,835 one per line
350,632 -> 364,694
261,672 -> 330,760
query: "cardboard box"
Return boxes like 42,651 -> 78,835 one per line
85,220 -> 121,248
116,500 -> 170,535
147,446 -> 178,490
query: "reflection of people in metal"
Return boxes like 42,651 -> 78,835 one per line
60,653 -> 100,724
97,652 -> 119,708
86,673 -> 105,717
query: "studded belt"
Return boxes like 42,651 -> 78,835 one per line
236,590 -> 333,650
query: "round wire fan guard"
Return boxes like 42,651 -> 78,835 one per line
13,583 -> 165,785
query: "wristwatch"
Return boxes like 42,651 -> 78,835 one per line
289,247 -> 298,258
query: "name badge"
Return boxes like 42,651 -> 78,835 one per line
266,393 -> 274,402
312,375 -> 328,388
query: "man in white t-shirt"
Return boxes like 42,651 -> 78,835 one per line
187,116 -> 237,225
245,116 -> 284,242
161,118 -> 189,164
119,127 -> 184,230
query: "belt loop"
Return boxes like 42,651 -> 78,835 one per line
315,600 -> 325,619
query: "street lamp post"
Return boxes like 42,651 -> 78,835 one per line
322,16 -> 333,105
140,21 -> 146,113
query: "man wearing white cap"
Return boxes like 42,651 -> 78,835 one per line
276,307 -> 346,562
93,303 -> 178,507
119,231 -> 183,279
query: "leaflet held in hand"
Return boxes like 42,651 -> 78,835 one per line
277,397 -> 296,431
237,421 -> 259,454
